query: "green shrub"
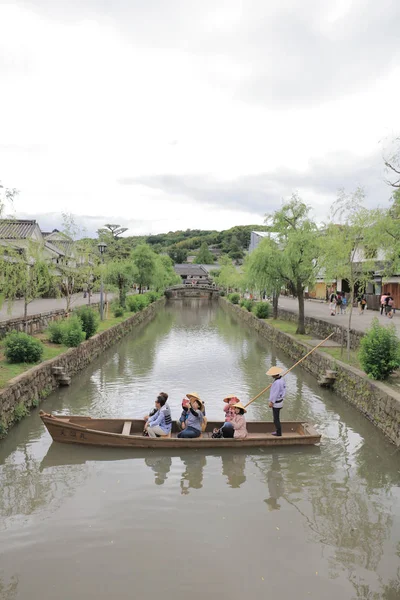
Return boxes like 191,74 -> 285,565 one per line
240,298 -> 253,311
113,304 -> 125,318
13,402 -> 28,422
359,318 -> 400,380
228,293 -> 240,304
47,321 -> 64,344
254,302 -> 271,319
61,316 -> 86,347
126,295 -> 148,312
4,332 -> 44,364
32,398 -> 40,408
243,299 -> 253,312
219,290 -> 226,297
145,291 -> 159,303
75,306 -> 100,339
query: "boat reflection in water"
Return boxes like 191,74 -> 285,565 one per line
39,443 -> 320,498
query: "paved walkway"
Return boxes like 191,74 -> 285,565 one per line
278,296 -> 400,336
0,293 -> 117,321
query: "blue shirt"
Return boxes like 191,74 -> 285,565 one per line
185,408 -> 203,432
148,405 -> 172,434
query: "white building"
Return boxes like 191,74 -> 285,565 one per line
248,231 -> 278,253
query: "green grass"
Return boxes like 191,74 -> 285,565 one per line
0,342 -> 68,388
267,318 -> 313,340
318,347 -> 362,370
97,312 -> 134,332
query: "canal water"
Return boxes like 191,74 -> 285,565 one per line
0,300 -> 399,600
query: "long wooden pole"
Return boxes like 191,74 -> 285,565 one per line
244,332 -> 335,409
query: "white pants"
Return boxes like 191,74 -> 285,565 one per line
148,425 -> 168,437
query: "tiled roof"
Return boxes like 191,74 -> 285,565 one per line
0,219 -> 38,239
44,241 -> 65,256
174,264 -> 209,276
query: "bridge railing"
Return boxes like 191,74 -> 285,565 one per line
166,284 -> 220,291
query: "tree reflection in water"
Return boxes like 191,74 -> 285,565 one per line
0,444 -> 86,525
252,448 -> 396,600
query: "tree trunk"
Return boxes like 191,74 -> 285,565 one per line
347,289 -> 354,360
24,298 -> 28,333
139,284 -> 142,294
296,282 -> 305,334
120,286 -> 127,307
272,291 -> 278,319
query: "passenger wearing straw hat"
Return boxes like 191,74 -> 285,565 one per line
231,401 -> 248,439
223,395 -> 239,422
212,400 -> 247,439
177,393 -> 204,439
266,366 -> 286,437
177,393 -> 207,431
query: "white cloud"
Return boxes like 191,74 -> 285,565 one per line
0,1 -> 398,235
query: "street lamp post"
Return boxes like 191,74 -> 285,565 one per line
97,242 -> 107,320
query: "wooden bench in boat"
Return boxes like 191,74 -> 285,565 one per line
122,421 -> 131,436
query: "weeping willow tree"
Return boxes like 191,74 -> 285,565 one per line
321,188 -> 379,358
245,237 -> 287,318
0,241 -> 54,323
265,195 -> 321,333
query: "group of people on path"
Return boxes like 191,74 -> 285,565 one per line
329,290 -> 396,317
142,366 -> 287,439
329,292 -> 347,316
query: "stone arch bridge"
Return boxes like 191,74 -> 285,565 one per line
165,284 -> 220,300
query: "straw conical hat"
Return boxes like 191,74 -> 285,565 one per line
223,395 -> 238,403
232,401 -> 247,413
266,366 -> 284,376
186,392 -> 201,401
186,392 -> 204,410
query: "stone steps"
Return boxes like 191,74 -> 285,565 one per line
52,365 -> 71,386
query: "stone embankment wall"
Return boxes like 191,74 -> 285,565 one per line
0,299 -> 165,434
0,303 -> 102,338
277,307 -> 364,350
222,299 -> 400,446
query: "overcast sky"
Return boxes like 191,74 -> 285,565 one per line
0,0 -> 399,237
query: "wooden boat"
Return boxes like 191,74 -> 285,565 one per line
39,411 -> 321,448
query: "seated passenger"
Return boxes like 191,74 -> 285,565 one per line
230,402 -> 248,439
177,394 -> 204,439
144,392 -> 169,422
176,398 -> 190,431
213,398 -> 247,439
223,395 -> 239,422
177,393 -> 207,432
147,394 -> 172,438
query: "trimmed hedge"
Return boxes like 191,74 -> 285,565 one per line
228,293 -> 240,305
4,332 -> 44,364
254,302 -> 271,319
47,316 -> 86,347
75,306 -> 100,339
359,318 -> 400,380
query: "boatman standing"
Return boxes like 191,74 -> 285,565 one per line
266,366 -> 286,437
